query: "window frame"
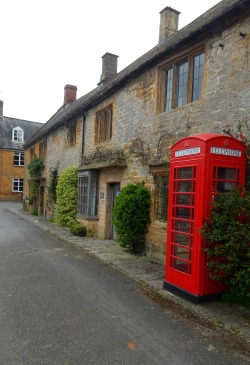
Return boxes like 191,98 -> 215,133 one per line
158,47 -> 205,113
12,127 -> 24,143
95,104 -> 113,144
77,170 -> 99,218
153,170 -> 169,223
30,147 -> 35,161
39,141 -> 47,161
67,118 -> 77,146
12,178 -> 24,193
13,151 -> 24,166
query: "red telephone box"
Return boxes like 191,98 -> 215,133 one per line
164,133 -> 247,303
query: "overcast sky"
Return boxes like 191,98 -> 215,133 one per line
1,0 -> 220,123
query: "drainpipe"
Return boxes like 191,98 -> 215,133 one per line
81,110 -> 86,165
0,148 -> 2,198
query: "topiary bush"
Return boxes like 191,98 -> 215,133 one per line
70,221 -> 87,237
113,182 -> 151,254
201,187 -> 250,307
54,167 -> 78,227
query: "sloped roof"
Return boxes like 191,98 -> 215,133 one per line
24,0 -> 249,148
0,116 -> 43,150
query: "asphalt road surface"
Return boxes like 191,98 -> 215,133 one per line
0,204 -> 248,365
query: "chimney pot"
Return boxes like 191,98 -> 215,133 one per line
64,84 -> 77,105
159,7 -> 180,42
100,53 -> 119,82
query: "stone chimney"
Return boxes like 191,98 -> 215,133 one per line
63,84 -> 77,105
0,100 -> 3,119
159,7 -> 180,42
100,53 -> 119,82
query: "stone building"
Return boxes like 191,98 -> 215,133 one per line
24,0 -> 250,256
0,100 -> 42,201
23,84 -> 82,215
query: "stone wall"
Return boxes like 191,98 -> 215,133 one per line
23,10 -> 250,255
155,15 -> 250,140
46,116 -> 82,175
24,115 -> 83,217
81,11 -> 250,255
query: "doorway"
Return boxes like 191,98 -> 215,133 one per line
39,186 -> 44,216
110,183 -> 120,240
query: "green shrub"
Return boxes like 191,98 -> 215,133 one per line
70,221 -> 87,237
201,187 -> 250,306
113,182 -> 151,254
54,167 -> 78,227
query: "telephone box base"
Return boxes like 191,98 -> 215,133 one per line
163,281 -> 223,304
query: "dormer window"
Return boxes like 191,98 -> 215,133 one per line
12,127 -> 24,143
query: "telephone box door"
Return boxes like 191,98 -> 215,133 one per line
166,161 -> 202,295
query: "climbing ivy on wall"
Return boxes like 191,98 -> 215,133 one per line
46,163 -> 59,219
48,166 -> 58,204
27,155 -> 44,177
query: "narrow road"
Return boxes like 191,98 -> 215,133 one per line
0,204 -> 247,364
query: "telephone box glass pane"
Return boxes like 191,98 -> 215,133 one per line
176,220 -> 192,233
174,246 -> 189,259
172,232 -> 190,246
173,259 -> 188,273
217,167 -> 236,180
176,193 -> 190,205
175,207 -> 194,219
213,167 -> 239,194
217,181 -> 234,193
176,220 -> 189,232
177,181 -> 193,192
176,193 -> 195,206
177,167 -> 193,179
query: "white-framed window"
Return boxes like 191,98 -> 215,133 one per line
77,170 -> 99,217
12,178 -> 24,192
12,127 -> 24,143
13,152 -> 24,166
